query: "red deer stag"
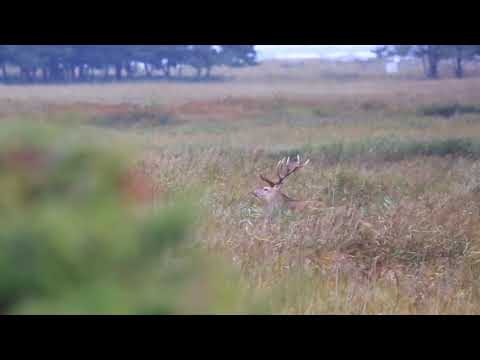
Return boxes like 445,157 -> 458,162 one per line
253,155 -> 324,216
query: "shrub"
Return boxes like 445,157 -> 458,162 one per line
419,104 -> 480,118
268,137 -> 480,165
93,110 -> 177,128
0,124 -> 265,314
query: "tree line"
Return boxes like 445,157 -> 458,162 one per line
0,45 -> 257,83
373,45 -> 480,79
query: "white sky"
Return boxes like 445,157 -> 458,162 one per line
255,45 -> 377,60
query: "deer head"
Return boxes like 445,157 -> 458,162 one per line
253,155 -> 311,214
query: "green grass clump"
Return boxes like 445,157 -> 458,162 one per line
269,137 -> 480,165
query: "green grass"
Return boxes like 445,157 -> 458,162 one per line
270,136 -> 480,164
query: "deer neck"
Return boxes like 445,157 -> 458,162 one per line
282,192 -> 307,211
265,191 -> 299,214
280,191 -> 299,204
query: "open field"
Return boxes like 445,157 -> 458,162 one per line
3,59 -> 480,314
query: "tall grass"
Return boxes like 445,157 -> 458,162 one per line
3,61 -> 480,314
154,148 -> 480,314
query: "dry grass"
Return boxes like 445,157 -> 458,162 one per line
2,59 -> 480,117
140,149 -> 480,314
3,59 -> 480,314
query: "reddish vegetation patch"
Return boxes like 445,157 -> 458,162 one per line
170,96 -> 333,120
173,97 -> 271,120
40,102 -> 182,127
44,102 -> 143,117
28,96 -> 326,122
0,147 -> 49,172
120,168 -> 164,205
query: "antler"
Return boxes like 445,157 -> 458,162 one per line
276,154 -> 310,185
260,174 -> 276,187
260,154 -> 310,186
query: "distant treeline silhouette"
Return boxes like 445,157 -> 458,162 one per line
374,45 -> 480,79
0,45 -> 258,84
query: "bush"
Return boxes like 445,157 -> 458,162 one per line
93,110 -> 177,129
419,104 -> 480,118
268,136 -> 480,165
0,124 -> 265,314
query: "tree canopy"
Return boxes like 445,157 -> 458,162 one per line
373,45 -> 480,79
0,45 -> 258,83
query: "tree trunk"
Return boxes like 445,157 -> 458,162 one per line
42,67 -> 49,82
65,66 -> 74,82
49,64 -> 59,82
205,65 -> 212,78
20,67 -> 27,82
88,66 -> 95,81
145,63 -> 152,77
125,62 -> 134,78
78,65 -> 85,81
104,65 -> 110,80
455,47 -> 464,78
30,68 -> 36,82
22,67 -> 34,82
115,63 -> 122,81
63,66 -> 69,82
455,57 -> 463,78
1,63 -> 7,81
60,67 -> 67,82
421,55 -> 428,77
427,53 -> 439,79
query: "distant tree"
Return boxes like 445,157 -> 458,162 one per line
183,45 -> 258,79
219,45 -> 258,67
372,45 -> 387,59
0,45 -> 11,81
41,45 -> 75,82
8,46 -> 44,82
398,46 -> 452,79
0,45 -> 258,84
447,45 -> 478,78
70,45 -> 101,81
149,45 -> 186,78
373,45 -> 480,79
185,45 -> 220,78
164,45 -> 191,78
97,45 -> 130,81
130,45 -> 156,77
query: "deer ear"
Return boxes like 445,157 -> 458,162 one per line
260,175 -> 276,187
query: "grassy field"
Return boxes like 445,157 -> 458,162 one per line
3,59 -> 480,314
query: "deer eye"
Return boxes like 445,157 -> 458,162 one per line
264,187 -> 270,191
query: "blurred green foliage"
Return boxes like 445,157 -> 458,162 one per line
0,123 -> 266,314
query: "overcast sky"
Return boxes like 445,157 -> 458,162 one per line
255,45 -> 377,60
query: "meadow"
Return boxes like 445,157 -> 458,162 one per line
3,59 -> 480,314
